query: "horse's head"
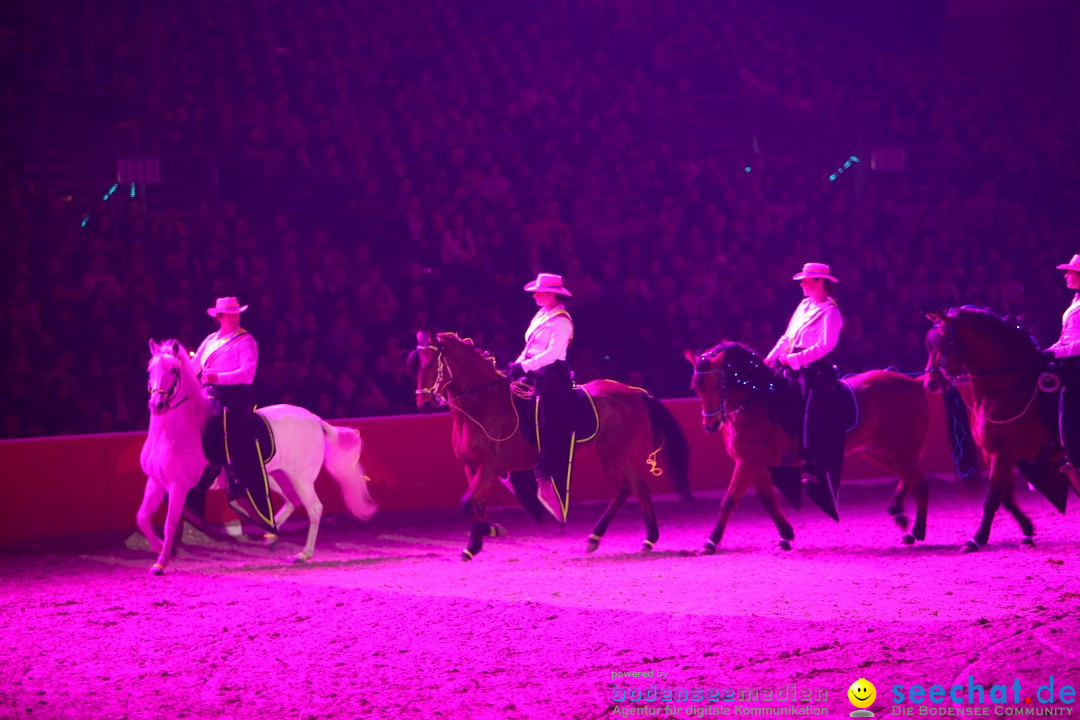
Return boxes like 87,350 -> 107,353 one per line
924,307 -> 1042,392
923,312 -> 960,392
408,331 -> 446,411
147,339 -> 193,414
686,342 -> 775,434
408,331 -> 505,411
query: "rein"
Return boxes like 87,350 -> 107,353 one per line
416,344 -> 520,443
928,316 -> 1049,426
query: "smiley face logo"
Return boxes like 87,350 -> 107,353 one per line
848,678 -> 876,709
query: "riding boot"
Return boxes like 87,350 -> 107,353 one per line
801,369 -> 844,522
223,408 -> 276,533
534,362 -> 575,523
1059,358 -> 1080,469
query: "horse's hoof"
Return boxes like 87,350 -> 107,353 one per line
778,540 -> 792,551
289,552 -> 310,564
961,540 -> 980,553
901,533 -> 915,545
149,563 -> 165,576
585,535 -> 600,553
892,513 -> 909,530
460,549 -> 474,562
1021,536 -> 1036,548
489,524 -> 508,539
701,541 -> 717,556
263,533 -> 279,547
641,540 -> 655,553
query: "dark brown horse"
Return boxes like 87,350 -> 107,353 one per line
686,342 -> 930,552
410,332 -> 690,560
925,308 -> 1071,552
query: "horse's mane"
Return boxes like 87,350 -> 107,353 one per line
950,307 -> 1042,354
437,332 -> 504,375
698,341 -> 776,391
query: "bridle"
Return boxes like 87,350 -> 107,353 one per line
415,344 -> 451,406
693,348 -> 775,423
414,342 -> 518,442
924,317 -> 959,385
148,356 -> 190,412
926,315 -> 1042,382
926,314 -> 1056,426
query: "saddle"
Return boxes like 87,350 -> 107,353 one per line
511,383 -> 599,447
201,410 -> 277,468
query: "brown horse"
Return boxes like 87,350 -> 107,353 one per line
410,332 -> 690,560
925,308 -> 1070,552
686,342 -> 930,552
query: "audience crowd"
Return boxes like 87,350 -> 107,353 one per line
2,0 -> 1078,438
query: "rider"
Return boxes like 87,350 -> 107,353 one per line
509,273 -> 576,524
1047,254 -> 1080,469
764,262 -> 845,520
183,296 -> 275,532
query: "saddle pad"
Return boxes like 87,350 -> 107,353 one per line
202,410 -> 276,467
512,386 -> 599,447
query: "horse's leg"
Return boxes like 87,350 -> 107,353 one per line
752,467 -> 795,551
1001,481 -> 1035,547
152,484 -> 187,575
966,455 -> 1011,553
278,471 -> 322,563
265,498 -> 295,547
586,484 -> 631,553
703,462 -> 752,554
461,468 -> 502,561
895,459 -> 930,544
136,479 -> 168,555
861,447 -> 909,530
630,467 -> 660,553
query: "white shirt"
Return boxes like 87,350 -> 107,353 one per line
1049,294 -> 1080,358
194,329 -> 259,385
516,305 -> 573,373
765,297 -> 843,371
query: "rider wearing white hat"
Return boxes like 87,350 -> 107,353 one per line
765,263 -> 845,520
184,297 -> 273,531
510,273 -> 575,523
1049,255 -> 1080,469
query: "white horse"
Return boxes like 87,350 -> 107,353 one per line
138,339 -> 377,575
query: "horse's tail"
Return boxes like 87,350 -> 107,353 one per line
642,394 -> 692,501
321,423 -> 377,521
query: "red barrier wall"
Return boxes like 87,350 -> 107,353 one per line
0,396 -> 959,545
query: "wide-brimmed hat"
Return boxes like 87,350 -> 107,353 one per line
792,262 -> 838,283
207,296 -> 249,317
1056,254 -> 1080,273
523,272 -> 572,296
